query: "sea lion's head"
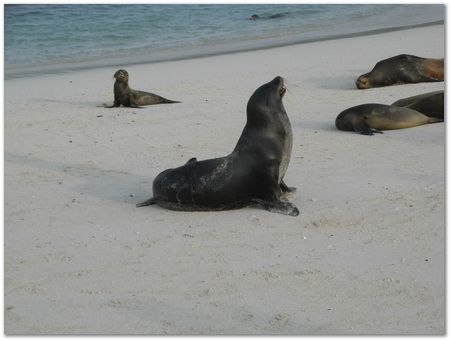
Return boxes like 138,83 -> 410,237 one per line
356,55 -> 415,89
246,76 -> 287,124
113,69 -> 129,82
251,76 -> 286,103
355,74 -> 372,89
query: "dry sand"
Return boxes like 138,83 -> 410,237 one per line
4,24 -> 445,335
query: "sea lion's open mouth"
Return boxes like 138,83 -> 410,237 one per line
278,77 -> 286,97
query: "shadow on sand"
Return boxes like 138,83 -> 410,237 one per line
293,120 -> 337,133
306,74 -> 361,90
5,152 -> 154,205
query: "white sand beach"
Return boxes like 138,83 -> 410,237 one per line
4,24 -> 445,334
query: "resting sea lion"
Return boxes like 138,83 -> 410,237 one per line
391,90 -> 444,119
356,54 -> 444,89
335,103 -> 443,135
137,76 -> 299,216
249,12 -> 288,20
105,69 -> 180,108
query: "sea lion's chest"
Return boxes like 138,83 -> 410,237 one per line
114,82 -> 132,105
278,115 -> 293,183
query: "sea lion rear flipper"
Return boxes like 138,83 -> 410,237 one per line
130,104 -> 143,109
161,98 -> 181,104
428,117 -> 444,124
251,198 -> 299,216
136,197 -> 157,207
423,60 -> 445,81
280,180 -> 296,193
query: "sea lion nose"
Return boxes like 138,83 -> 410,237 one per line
356,76 -> 368,89
274,76 -> 283,83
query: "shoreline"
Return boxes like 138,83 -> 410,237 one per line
5,20 -> 444,80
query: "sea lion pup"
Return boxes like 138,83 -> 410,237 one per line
105,69 -> 180,108
391,90 -> 444,119
335,104 -> 443,135
137,76 -> 299,216
356,54 -> 444,89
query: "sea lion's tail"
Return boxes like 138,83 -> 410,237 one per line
161,98 -> 181,104
136,197 -> 157,207
428,117 -> 444,124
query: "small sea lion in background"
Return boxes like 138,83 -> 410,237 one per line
249,12 -> 288,20
356,54 -> 444,89
137,76 -> 299,216
391,90 -> 444,119
105,69 -> 180,108
335,104 -> 443,135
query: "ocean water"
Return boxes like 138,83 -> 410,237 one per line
4,4 -> 444,79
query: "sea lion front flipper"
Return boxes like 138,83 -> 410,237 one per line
103,101 -> 120,108
251,198 -> 299,216
136,197 -> 157,207
359,128 -> 384,135
354,118 -> 383,135
280,180 -> 296,193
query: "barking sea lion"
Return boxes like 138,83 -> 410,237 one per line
137,76 -> 299,216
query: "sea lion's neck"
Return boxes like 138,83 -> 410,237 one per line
114,79 -> 130,93
234,107 -> 291,153
247,107 -> 289,133
115,79 -> 128,86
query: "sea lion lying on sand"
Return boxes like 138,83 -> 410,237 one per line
137,76 -> 299,216
335,103 -> 443,135
105,69 -> 180,108
356,54 -> 444,89
391,90 -> 444,119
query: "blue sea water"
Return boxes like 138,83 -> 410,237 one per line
4,4 -> 444,79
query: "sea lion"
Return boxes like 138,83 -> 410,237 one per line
137,76 -> 299,216
249,12 -> 288,20
391,90 -> 444,119
335,103 -> 443,135
105,69 -> 180,108
356,54 -> 444,89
